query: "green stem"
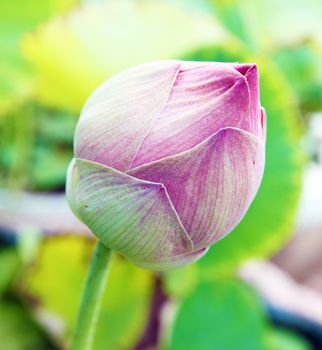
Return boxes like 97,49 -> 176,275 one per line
71,240 -> 112,350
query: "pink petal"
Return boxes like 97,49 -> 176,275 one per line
131,62 -> 262,168
232,63 -> 262,138
66,158 -> 201,270
128,127 -> 265,248
74,61 -> 181,172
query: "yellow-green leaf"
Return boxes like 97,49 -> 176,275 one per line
20,235 -> 153,350
0,0 -> 78,116
22,0 -> 231,112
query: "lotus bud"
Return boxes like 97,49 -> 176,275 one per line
66,60 -> 266,270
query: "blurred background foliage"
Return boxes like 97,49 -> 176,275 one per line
0,0 -> 321,349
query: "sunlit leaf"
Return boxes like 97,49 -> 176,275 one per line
244,0 -> 322,48
22,0 -> 232,112
20,235 -> 153,350
0,0 -> 78,115
209,0 -> 322,50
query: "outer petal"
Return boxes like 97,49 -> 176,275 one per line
232,63 -> 263,139
129,127 -> 265,248
131,62 -> 262,168
66,158 -> 207,270
74,61 -> 181,172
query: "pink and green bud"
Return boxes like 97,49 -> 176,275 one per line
66,60 -> 266,270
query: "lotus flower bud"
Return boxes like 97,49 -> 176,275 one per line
66,61 -> 266,270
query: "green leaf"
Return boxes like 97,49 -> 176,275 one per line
207,0 -> 250,45
272,43 -> 322,113
36,109 -> 76,144
19,235 -> 153,350
0,299 -> 57,350
163,264 -> 199,298
21,0 -> 232,112
167,279 -> 312,350
181,46 -> 304,277
0,248 -> 21,296
31,107 -> 76,189
168,279 -> 267,350
0,103 -> 75,190
31,144 -> 73,190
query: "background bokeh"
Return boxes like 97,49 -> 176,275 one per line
1,0 -> 322,349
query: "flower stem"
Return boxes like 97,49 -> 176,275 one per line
71,240 -> 112,350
